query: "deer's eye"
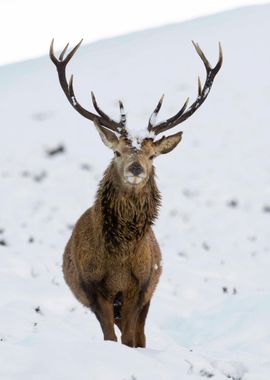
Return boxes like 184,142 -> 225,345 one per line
149,155 -> 156,160
114,151 -> 121,157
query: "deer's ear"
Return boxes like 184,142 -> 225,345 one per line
94,120 -> 119,149
154,132 -> 183,155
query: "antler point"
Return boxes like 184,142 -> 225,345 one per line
91,91 -> 97,105
218,42 -> 223,59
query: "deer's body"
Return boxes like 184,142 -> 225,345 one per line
50,39 -> 222,347
63,162 -> 162,346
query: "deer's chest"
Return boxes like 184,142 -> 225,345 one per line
104,242 -> 153,296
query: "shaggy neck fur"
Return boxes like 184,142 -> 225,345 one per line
95,161 -> 161,252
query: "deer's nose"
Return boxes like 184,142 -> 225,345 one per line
128,162 -> 144,176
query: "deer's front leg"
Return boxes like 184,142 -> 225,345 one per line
120,299 -> 140,347
94,292 -> 117,342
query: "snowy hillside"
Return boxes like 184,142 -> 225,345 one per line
0,4 -> 270,379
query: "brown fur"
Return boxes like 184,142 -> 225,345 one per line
63,159 -> 163,347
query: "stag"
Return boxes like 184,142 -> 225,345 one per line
50,39 -> 222,347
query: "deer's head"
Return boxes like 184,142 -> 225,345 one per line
95,122 -> 182,190
50,39 -> 222,190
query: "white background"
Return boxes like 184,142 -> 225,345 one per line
0,0 -> 267,65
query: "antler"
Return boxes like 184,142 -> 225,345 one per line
49,39 -> 126,134
148,41 -> 223,136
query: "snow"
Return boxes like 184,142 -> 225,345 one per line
0,4 -> 270,379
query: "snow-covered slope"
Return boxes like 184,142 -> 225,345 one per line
1,4 -> 270,379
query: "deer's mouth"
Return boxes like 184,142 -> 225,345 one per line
125,175 -> 145,185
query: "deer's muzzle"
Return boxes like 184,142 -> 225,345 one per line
128,162 -> 144,176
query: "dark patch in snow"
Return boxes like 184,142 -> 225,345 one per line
31,111 -> 53,121
67,224 -> 74,230
0,239 -> 7,246
0,228 -> 4,234
199,369 -> 214,378
227,199 -> 238,208
177,251 -> 188,258
22,170 -> 47,182
263,205 -> 270,213
34,306 -> 43,315
182,188 -> 199,198
46,144 -> 65,157
80,163 -> 92,171
202,241 -> 210,251
223,287 -> 237,295
33,170 -> 47,183
28,236 -> 34,243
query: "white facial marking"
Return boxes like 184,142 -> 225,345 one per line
126,176 -> 143,185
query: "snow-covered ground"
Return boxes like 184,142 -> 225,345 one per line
0,4 -> 270,379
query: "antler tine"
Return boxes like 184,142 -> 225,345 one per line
91,92 -> 126,134
192,40 -> 211,72
213,42 -> 223,74
68,75 -> 79,106
151,41 -> 223,136
49,38 -> 58,64
148,94 -> 164,131
149,97 -> 189,135
59,43 -> 69,61
64,39 -> 83,65
49,39 -> 123,133
90,92 -> 114,121
198,76 -> 202,97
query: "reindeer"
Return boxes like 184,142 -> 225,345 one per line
50,39 -> 222,347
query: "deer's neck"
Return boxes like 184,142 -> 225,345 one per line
95,162 -> 161,251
